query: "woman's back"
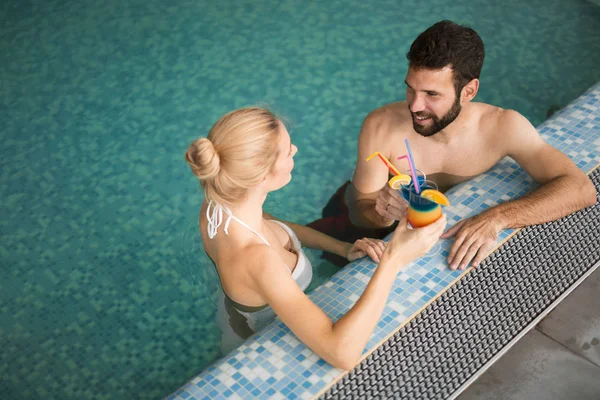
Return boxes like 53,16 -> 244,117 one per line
200,200 -> 310,307
200,200 -> 314,352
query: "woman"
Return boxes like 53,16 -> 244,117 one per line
185,107 -> 446,370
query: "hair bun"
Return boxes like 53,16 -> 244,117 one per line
185,138 -> 220,180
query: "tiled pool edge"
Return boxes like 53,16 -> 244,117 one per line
168,81 -> 600,400
336,160 -> 600,372
314,161 -> 600,399
319,170 -> 600,399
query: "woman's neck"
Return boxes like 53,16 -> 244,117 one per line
225,191 -> 267,230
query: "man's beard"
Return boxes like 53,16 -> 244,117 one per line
411,95 -> 462,137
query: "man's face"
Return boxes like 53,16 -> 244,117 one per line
405,67 -> 462,137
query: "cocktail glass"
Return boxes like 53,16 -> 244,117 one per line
400,178 -> 444,257
401,179 -> 443,228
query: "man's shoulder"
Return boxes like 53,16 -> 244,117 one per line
472,103 -> 530,132
473,102 -> 525,122
362,101 -> 412,137
367,101 -> 411,121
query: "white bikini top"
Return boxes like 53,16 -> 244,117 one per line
206,201 -> 313,284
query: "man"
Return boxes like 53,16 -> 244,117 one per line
308,20 -> 596,269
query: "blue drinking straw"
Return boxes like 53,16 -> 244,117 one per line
404,139 -> 420,193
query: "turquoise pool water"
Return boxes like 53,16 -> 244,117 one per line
1,0 -> 599,399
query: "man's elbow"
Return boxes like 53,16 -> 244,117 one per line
348,207 -> 372,229
349,207 -> 391,229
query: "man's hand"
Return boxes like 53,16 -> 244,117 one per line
441,212 -> 504,270
375,185 -> 408,221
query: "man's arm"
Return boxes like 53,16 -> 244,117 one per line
488,110 -> 596,226
347,111 -> 404,228
443,110 -> 597,270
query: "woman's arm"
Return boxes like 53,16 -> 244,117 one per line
263,212 -> 384,262
249,215 -> 446,370
263,212 -> 348,255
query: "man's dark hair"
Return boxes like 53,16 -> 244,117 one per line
406,20 -> 485,96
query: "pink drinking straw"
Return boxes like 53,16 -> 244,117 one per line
400,139 -> 420,194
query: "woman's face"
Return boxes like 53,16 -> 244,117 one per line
267,124 -> 297,191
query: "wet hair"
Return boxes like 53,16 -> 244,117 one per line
406,20 -> 485,95
185,107 -> 281,205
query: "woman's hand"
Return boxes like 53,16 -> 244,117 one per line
381,214 -> 447,271
346,238 -> 387,263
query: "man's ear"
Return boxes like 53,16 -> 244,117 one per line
461,78 -> 479,103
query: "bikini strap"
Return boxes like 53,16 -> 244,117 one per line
206,200 -> 271,246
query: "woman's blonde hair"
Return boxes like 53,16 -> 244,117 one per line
185,107 -> 282,205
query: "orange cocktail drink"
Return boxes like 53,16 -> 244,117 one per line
401,179 -> 443,228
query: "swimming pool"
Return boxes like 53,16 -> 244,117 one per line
1,0 -> 599,399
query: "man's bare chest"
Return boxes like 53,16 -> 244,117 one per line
389,139 -> 502,192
